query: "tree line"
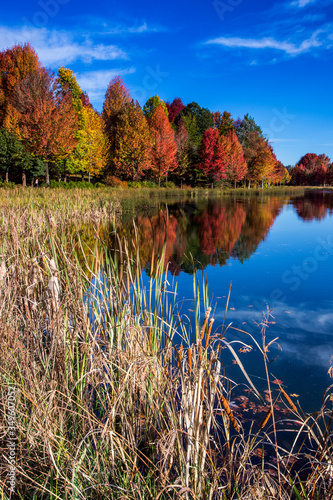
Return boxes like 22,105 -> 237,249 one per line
0,43 -> 332,187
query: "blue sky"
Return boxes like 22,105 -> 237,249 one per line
1,0 -> 333,165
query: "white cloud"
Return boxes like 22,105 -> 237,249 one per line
76,68 -> 135,101
291,0 -> 316,7
102,22 -> 156,35
0,25 -> 128,66
206,32 -> 323,56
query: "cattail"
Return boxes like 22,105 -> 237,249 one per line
205,318 -> 214,349
177,344 -> 183,367
188,346 -> 192,373
200,307 -> 211,341
280,387 -> 298,413
221,394 -> 240,432
260,407 -> 273,429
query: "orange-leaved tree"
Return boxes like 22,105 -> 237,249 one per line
220,130 -> 247,187
12,67 -> 78,184
0,43 -> 42,132
148,104 -> 178,186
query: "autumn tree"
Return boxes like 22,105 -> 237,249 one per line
234,115 -> 277,187
292,153 -> 331,186
102,76 -> 131,147
174,118 -> 191,186
200,128 -> 227,183
220,130 -> 247,187
58,67 -> 84,116
297,153 -> 330,172
68,107 -> 108,181
143,95 -> 168,119
166,97 -> 185,124
148,104 -> 178,186
212,111 -> 234,136
313,163 -> 327,186
327,164 -> 333,186
0,43 -> 41,131
58,68 -> 104,182
244,132 -> 277,187
102,76 -> 132,176
111,100 -> 152,180
12,67 -> 78,184
291,163 -> 307,186
272,161 -> 290,185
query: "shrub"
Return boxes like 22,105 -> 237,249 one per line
141,180 -> 158,188
104,175 -> 128,188
0,181 -> 16,189
127,181 -> 142,189
165,181 -> 176,189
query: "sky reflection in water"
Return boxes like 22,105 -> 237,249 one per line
123,191 -> 333,411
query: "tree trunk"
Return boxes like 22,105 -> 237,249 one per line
5,168 -> 9,182
234,180 -> 236,189
45,161 -> 49,185
248,180 -> 251,189
31,177 -> 34,187
22,170 -> 26,187
88,171 -> 91,183
158,175 -> 161,187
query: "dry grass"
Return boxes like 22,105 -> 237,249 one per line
0,190 -> 332,499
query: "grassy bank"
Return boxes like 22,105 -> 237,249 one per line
0,184 -> 314,214
0,190 -> 332,499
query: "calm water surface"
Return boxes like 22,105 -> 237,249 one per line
119,191 -> 333,412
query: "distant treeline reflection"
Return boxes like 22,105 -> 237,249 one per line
97,191 -> 331,276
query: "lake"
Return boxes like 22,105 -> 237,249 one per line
117,190 -> 333,413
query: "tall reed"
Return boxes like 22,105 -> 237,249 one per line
0,192 -> 332,499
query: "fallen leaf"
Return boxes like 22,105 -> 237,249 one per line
272,379 -> 283,385
290,394 -> 299,398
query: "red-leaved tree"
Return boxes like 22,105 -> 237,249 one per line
200,128 -> 227,182
166,97 -> 185,124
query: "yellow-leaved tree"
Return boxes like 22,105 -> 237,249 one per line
69,106 -> 108,181
58,68 -> 107,182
